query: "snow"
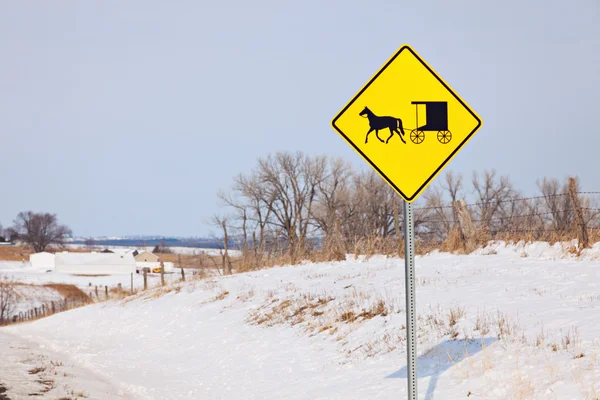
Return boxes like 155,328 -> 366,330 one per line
0,331 -> 127,399
66,244 -> 242,256
1,241 -> 599,399
0,261 -> 206,294
10,285 -> 65,315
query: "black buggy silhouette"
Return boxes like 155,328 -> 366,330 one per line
409,101 -> 451,145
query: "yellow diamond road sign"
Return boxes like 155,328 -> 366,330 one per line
331,44 -> 482,202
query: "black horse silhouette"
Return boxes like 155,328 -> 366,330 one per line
359,106 -> 406,144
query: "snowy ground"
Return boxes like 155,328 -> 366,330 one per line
0,261 -> 207,294
1,241 -> 600,399
0,331 -> 127,399
65,244 -> 242,256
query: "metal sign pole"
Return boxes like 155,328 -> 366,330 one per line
403,200 -> 417,399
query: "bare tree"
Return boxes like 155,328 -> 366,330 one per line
0,277 -> 16,324
0,222 -> 5,242
471,169 -> 515,232
84,237 -> 96,250
256,151 -> 326,260
213,215 -> 232,275
152,241 -> 173,254
313,157 -> 352,234
537,177 -> 572,232
8,211 -> 72,253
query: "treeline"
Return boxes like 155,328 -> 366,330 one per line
215,151 -> 598,269
0,211 -> 72,252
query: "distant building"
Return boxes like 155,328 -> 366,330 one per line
134,251 -> 159,263
55,252 -> 136,275
30,252 -> 56,269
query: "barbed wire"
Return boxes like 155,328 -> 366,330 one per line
414,191 -> 600,211
410,201 -> 600,227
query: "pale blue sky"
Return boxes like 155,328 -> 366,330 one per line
1,1 -> 599,237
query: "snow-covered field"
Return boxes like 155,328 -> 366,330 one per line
0,261 -> 203,294
1,241 -> 600,399
65,244 -> 242,256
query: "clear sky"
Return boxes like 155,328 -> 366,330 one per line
1,1 -> 599,237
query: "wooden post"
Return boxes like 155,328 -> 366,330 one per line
568,177 -> 588,249
95,285 -> 99,299
143,269 -> 148,290
179,255 -> 186,282
41,304 -> 46,316
117,283 -> 122,294
454,200 -> 475,250
131,272 -> 134,294
160,262 -> 165,286
51,301 -> 55,314
105,285 -> 109,299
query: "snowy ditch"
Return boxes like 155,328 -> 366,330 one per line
0,241 -> 598,399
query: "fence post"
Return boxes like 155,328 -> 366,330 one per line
454,200 -> 475,250
160,262 -> 165,287
131,272 -> 134,294
568,177 -> 588,249
51,301 -> 55,314
143,269 -> 148,290
117,283 -> 122,294
95,285 -> 99,299
105,285 -> 109,299
179,255 -> 186,282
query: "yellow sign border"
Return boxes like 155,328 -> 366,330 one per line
331,44 -> 483,202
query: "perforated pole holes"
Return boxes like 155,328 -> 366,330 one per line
403,201 -> 417,399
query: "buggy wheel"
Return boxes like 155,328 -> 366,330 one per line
437,130 -> 451,144
410,129 -> 425,144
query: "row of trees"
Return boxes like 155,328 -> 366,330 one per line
0,211 -> 72,252
215,150 -> 598,265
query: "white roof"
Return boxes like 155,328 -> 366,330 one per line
136,250 -> 155,256
55,252 -> 135,266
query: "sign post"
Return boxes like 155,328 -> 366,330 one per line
403,201 -> 417,399
330,44 -> 483,399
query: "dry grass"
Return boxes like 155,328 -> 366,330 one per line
28,366 -> 46,375
448,306 -> 465,327
0,245 -> 91,262
42,284 -> 89,302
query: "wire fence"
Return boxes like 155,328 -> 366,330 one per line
406,189 -> 600,241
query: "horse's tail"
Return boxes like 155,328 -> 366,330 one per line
397,119 -> 405,136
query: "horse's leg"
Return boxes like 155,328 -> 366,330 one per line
397,119 -> 407,144
386,127 -> 394,144
393,128 -> 406,144
375,130 -> 384,143
365,128 -> 374,143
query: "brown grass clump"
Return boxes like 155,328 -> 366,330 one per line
28,366 -> 46,375
42,284 -> 90,303
439,228 -> 465,253
0,245 -> 95,262
448,306 -> 465,327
